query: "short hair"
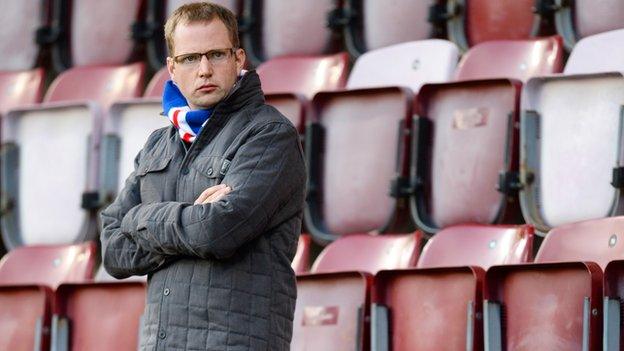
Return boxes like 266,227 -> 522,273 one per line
164,2 -> 239,56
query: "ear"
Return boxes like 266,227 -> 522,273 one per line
166,57 -> 175,82
234,48 -> 246,73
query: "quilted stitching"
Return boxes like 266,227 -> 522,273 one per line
101,72 -> 305,351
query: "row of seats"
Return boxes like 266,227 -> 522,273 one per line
4,0 -> 624,72
2,30 -> 624,251
4,215 -> 624,350
0,234 -> 310,350
296,215 -> 624,350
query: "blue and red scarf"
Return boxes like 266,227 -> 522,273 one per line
162,80 -> 213,143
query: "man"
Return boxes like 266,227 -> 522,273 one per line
100,2 -> 306,350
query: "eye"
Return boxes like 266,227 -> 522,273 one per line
180,54 -> 200,64
209,50 -> 227,60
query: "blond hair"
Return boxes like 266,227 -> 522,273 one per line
164,2 -> 239,56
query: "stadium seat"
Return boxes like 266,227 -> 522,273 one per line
346,40 -> 459,92
454,36 -> 564,82
372,224 -> 533,351
341,0 -> 447,57
411,37 -> 563,233
241,0 -> 341,65
519,29 -> 624,232
257,53 -> 349,98
257,53 -> 349,133
304,40 -> 461,242
554,0 -> 624,50
0,64 -> 145,248
103,68 -> 171,201
51,281 -> 146,351
292,232 -> 422,351
446,0 -> 555,51
0,0 -> 46,71
304,88 -> 414,242
292,234 -> 312,274
144,67 -> 170,98
51,0 -> 143,69
483,217 -> 624,350
0,69 -> 45,113
0,242 -> 96,351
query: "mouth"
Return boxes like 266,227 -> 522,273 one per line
197,84 -> 218,93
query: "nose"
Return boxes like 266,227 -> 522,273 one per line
198,54 -> 213,77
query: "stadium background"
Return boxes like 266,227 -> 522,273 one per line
1,0 -> 624,350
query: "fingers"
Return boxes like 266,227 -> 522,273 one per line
194,184 -> 227,205
202,185 -> 231,204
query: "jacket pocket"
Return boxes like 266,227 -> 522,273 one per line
138,153 -> 173,203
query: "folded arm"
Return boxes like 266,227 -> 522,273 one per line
121,122 -> 306,260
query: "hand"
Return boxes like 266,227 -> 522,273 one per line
194,184 -> 232,205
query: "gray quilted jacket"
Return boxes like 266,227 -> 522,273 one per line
100,71 -> 306,350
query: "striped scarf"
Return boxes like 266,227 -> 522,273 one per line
162,80 -> 213,143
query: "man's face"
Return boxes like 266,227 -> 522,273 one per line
166,19 -> 245,109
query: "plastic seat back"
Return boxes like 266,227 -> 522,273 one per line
70,0 -> 142,66
242,0 -> 339,64
0,69 -> 45,113
257,53 -> 349,98
0,242 -> 96,288
0,0 -> 44,70
455,36 -> 564,82
447,0 -> 553,50
305,88 -> 413,242
347,40 -> 459,92
554,0 -> 624,50
312,233 -> 422,274
519,33 -> 624,231
418,224 -> 534,269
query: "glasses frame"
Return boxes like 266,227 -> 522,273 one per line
171,47 -> 238,67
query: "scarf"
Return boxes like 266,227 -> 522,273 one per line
162,80 -> 214,143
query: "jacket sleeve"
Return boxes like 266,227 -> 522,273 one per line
100,147 -> 172,279
120,121 -> 306,260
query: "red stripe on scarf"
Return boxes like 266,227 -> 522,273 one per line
172,109 -> 181,127
182,133 -> 193,143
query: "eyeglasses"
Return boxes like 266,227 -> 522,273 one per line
172,48 -> 237,67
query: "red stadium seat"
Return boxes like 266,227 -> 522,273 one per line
412,79 -> 523,232
519,29 -> 624,232
372,225 -> 533,351
410,38 -> 563,233
454,36 -> 564,82
304,88 -> 413,242
483,217 -> 624,350
51,281 -> 146,351
1,64 -> 145,248
0,69 -> 45,113
341,0 -> 447,57
311,233 -> 421,274
0,243 -> 96,351
264,93 -> 307,133
292,233 -> 422,351
241,0 -> 341,65
554,0 -> 624,50
144,67 -> 170,98
257,53 -> 349,98
446,0 -> 554,51
257,53 -> 349,132
292,234 -> 312,274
